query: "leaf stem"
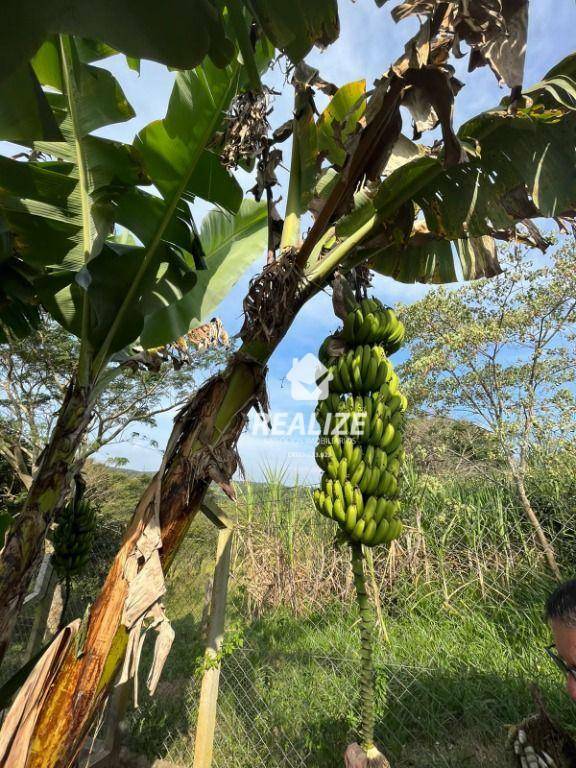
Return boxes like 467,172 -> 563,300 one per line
304,214 -> 377,284
280,91 -> 303,251
351,542 -> 376,751
227,0 -> 262,94
59,35 -> 93,388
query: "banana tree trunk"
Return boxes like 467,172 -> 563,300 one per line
0,260 -> 311,767
0,378 -> 92,666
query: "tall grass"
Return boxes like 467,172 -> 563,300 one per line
64,458 -> 575,767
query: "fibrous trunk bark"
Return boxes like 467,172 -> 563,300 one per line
0,379 -> 91,666
0,257 -> 308,768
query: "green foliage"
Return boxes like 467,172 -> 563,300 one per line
194,622 -> 245,676
140,199 -> 268,347
404,415 -> 501,476
247,0 -> 339,63
1,0 -> 236,82
0,62 -> 61,142
352,57 -> 576,284
526,442 -> 576,561
317,79 -> 366,167
111,469 -> 574,768
398,243 -> 576,460
0,313 -> 221,507
0,32 -> 270,361
134,63 -> 242,210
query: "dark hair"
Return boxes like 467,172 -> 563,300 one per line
545,580 -> 576,627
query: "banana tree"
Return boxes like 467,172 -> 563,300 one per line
0,26 -> 276,664
0,0 -> 341,663
2,2 -> 576,766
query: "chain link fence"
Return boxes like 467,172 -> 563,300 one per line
2,480 -> 574,768
125,482 -> 574,768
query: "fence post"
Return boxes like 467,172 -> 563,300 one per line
193,500 -> 234,768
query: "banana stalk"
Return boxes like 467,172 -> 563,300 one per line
351,543 -> 389,767
351,544 -> 376,752
313,295 -> 407,765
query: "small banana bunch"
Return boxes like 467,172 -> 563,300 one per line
313,297 -> 406,548
51,499 -> 96,579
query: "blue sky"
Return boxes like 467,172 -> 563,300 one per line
93,0 -> 576,481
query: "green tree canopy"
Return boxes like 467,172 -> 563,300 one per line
398,241 -> 576,576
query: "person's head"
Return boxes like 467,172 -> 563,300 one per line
545,579 -> 576,701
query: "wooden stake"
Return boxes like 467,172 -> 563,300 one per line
193,509 -> 233,768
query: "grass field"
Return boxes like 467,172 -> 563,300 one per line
106,465 -> 576,768
4,458 -> 573,767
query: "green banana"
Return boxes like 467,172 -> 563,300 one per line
373,518 -> 389,545
363,496 -> 378,522
337,458 -> 348,486
365,357 -> 378,392
330,435 -> 342,460
363,519 -> 377,546
53,499 -> 96,580
351,461 -> 366,487
314,299 -> 406,550
330,363 -> 344,392
339,356 -> 353,391
344,481 -> 354,507
345,504 -> 358,533
343,311 -> 355,342
370,418 -> 384,446
354,487 -> 364,516
351,518 -> 366,541
333,498 -> 346,522
343,438 -> 354,463
385,430 -> 403,455
327,460 -> 339,480
364,445 -> 375,467
358,467 -> 372,494
380,423 -> 395,449
333,480 -> 345,505
365,467 -> 381,496
349,445 -> 363,474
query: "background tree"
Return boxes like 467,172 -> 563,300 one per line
398,243 -> 576,578
403,415 -> 501,479
0,314 -> 230,494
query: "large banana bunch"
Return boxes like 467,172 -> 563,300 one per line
313,297 -> 406,548
51,499 -> 96,579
